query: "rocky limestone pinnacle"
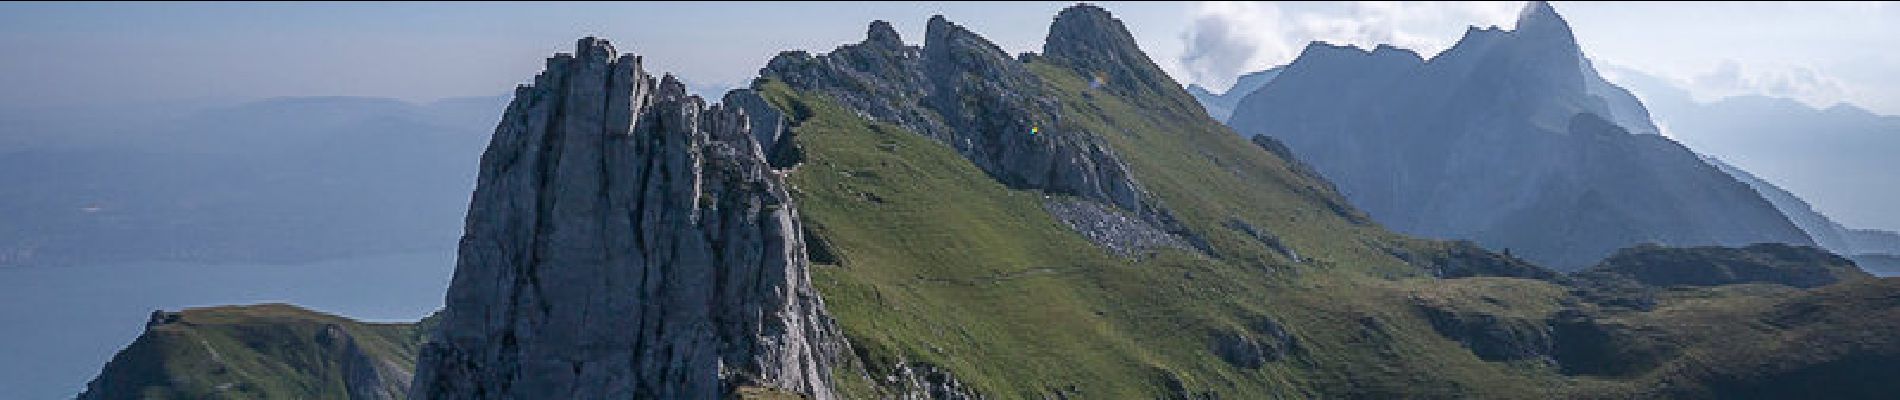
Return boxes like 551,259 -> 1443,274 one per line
408,37 -> 839,400
1043,3 -> 1198,109
866,20 -> 903,48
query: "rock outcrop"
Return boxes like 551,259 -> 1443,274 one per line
409,38 -> 839,399
1210,316 -> 1300,369
1042,4 -> 1198,112
761,8 -> 1204,256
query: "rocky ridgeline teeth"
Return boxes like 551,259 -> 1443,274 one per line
762,5 -> 1211,257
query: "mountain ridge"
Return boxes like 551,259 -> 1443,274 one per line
72,3 -> 1900,399
1225,1 -> 1812,269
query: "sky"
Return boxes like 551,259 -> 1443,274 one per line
3,2 -> 1897,113
0,1 -> 1894,229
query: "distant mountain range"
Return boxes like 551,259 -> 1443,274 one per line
1186,66 -> 1281,122
1707,158 -> 1900,272
1197,12 -> 1900,276
1221,2 -> 1812,270
1604,65 -> 1900,235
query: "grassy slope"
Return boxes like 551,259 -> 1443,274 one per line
761,53 -> 1574,397
82,304 -> 421,399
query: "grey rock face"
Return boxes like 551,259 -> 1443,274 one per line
1226,1 -> 1813,269
1042,4 -> 1198,111
723,89 -> 789,159
320,324 -> 411,400
761,13 -> 1202,253
409,38 -> 839,400
879,362 -> 983,400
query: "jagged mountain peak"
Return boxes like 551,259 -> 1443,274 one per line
1045,3 -> 1128,53
1515,1 -> 1563,30
866,20 -> 904,48
1043,3 -> 1196,108
570,36 -> 619,64
1512,1 -> 1579,51
925,14 -> 1007,57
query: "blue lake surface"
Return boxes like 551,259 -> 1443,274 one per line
0,250 -> 455,399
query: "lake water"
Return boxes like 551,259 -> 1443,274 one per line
0,250 -> 456,399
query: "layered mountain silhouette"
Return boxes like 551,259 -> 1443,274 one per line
1710,157 -> 1900,276
1606,66 -> 1900,234
1603,67 -> 1900,275
1186,66 -> 1281,122
1225,1 -> 1813,269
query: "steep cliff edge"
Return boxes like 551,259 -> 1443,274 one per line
408,38 -> 839,400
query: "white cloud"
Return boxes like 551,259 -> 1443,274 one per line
1177,1 -> 1523,92
1179,2 -> 1294,92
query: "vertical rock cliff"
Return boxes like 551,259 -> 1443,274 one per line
409,38 -> 838,400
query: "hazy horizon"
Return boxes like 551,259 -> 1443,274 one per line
4,2 -> 1898,110
6,1 -> 1893,231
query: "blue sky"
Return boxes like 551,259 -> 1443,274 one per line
2,2 -> 1897,113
